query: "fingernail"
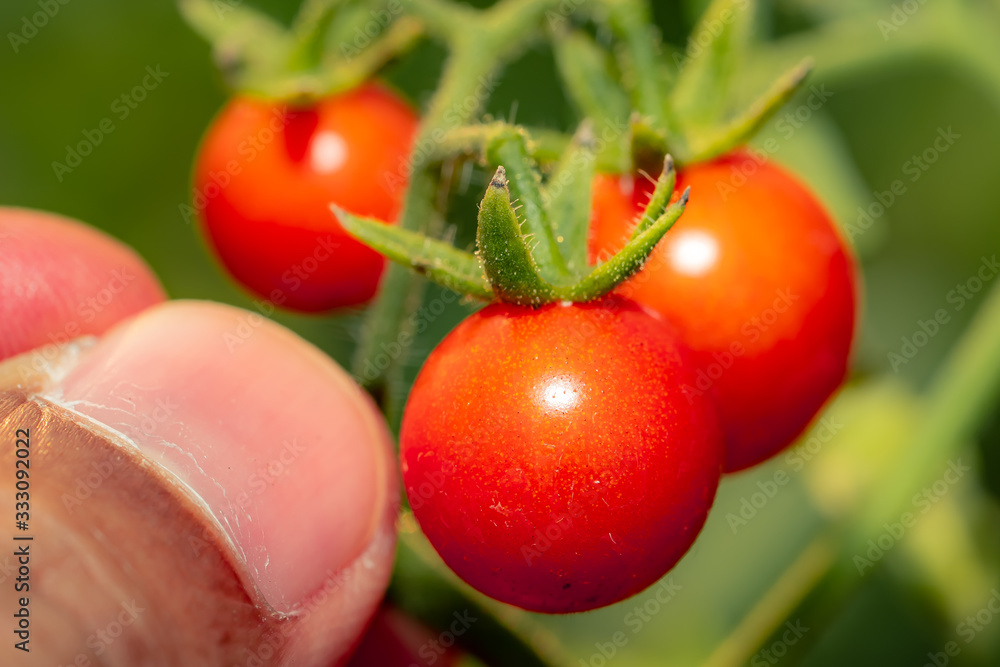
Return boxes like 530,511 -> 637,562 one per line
52,300 -> 394,613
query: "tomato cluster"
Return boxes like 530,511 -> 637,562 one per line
196,84 -> 856,614
399,154 -> 856,612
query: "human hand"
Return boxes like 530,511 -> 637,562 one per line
0,208 -> 398,666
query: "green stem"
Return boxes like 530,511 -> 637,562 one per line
322,17 -> 424,93
351,167 -> 438,398
406,0 -> 474,41
682,58 -> 812,164
335,205 -> 491,299
352,0 -> 580,392
545,123 -> 598,276
287,0 -> 346,72
551,28 -> 632,170
705,279 -> 1000,666
421,123 -> 623,172
701,534 -> 838,667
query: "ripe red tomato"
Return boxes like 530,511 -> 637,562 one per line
400,297 -> 723,613
347,605 -> 466,667
194,83 -> 418,311
589,152 -> 857,472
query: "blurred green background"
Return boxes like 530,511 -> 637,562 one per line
2,0 -> 1000,665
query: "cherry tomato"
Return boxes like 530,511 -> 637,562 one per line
589,152 -> 857,472
400,297 -> 723,613
347,605 -> 466,667
194,83 -> 418,311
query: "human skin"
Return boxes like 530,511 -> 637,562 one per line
0,208 -> 398,666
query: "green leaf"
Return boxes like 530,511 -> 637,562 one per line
543,122 -> 599,277
562,187 -> 689,301
477,168 -> 558,306
317,0 -> 423,92
334,206 -> 494,301
486,128 -> 572,284
683,58 -> 813,162
602,0 -> 668,126
178,0 -> 292,90
287,0 -> 347,72
182,0 -> 420,100
669,0 -> 756,126
551,29 -> 631,167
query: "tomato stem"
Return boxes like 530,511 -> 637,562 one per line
352,0 -> 584,392
343,154 -> 688,305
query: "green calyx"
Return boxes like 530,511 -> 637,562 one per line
476,167 -> 558,305
337,147 -> 688,307
179,0 -> 421,101
555,0 -> 814,166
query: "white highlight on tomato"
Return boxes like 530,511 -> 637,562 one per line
538,377 -> 580,412
668,229 -> 719,276
310,131 -> 348,174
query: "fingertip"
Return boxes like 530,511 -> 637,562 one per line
0,207 -> 165,361
55,300 -> 398,616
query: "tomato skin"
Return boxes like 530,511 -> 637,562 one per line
195,83 -> 418,311
589,152 -> 857,472
347,605 -> 466,667
400,297 -> 723,613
